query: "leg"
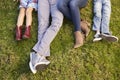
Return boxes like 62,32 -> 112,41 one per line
16,7 -> 25,40
25,7 -> 33,26
92,0 -> 102,42
29,0 -> 50,74
16,7 -> 26,26
69,0 -> 88,48
57,0 -> 72,20
92,0 -> 102,32
33,3 -> 63,57
23,7 -> 34,39
100,0 -> 118,42
101,0 -> 111,34
33,0 -> 50,56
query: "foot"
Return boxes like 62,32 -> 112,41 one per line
100,33 -> 118,42
15,26 -> 22,41
29,52 -> 38,74
93,33 -> 102,42
34,56 -> 50,71
80,19 -> 90,37
29,52 -> 50,74
74,31 -> 84,48
23,26 -> 31,39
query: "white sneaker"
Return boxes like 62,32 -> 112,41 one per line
101,33 -> 118,42
34,56 -> 50,71
29,52 -> 40,74
93,33 -> 102,42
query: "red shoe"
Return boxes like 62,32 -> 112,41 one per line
23,26 -> 31,39
16,26 -> 22,41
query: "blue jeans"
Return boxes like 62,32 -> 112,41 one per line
92,0 -> 111,34
33,0 -> 63,57
57,0 -> 88,31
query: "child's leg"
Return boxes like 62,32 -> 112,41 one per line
23,7 -> 33,39
92,0 -> 102,32
16,7 -> 25,40
101,0 -> 111,34
16,7 -> 26,27
26,7 -> 34,27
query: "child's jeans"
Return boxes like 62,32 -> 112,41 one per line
32,0 -> 63,57
92,0 -> 111,34
19,0 -> 37,10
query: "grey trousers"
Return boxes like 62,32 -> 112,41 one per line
33,0 -> 63,57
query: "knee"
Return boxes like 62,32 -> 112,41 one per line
94,11 -> 101,18
57,1 -> 66,11
26,8 -> 33,16
69,1 -> 77,9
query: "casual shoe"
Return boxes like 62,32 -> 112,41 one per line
23,26 -> 31,39
93,33 -> 102,42
80,19 -> 90,37
74,31 -> 84,48
100,33 -> 118,42
15,26 -> 22,41
34,56 -> 50,71
29,52 -> 38,74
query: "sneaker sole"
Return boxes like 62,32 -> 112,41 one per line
93,38 -> 102,42
35,62 -> 50,71
101,35 -> 118,42
29,61 -> 37,74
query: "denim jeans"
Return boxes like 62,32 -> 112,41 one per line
33,0 -> 63,57
92,0 -> 111,34
57,0 -> 88,31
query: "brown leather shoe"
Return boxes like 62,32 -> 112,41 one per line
74,31 -> 84,48
16,26 -> 22,41
80,19 -> 90,37
23,26 -> 31,39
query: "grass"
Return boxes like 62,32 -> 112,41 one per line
0,0 -> 120,80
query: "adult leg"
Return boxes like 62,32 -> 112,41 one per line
57,0 -> 72,20
69,0 -> 88,31
33,2 -> 63,57
29,0 -> 50,74
69,0 -> 88,48
32,0 -> 50,56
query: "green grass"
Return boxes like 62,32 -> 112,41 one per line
0,0 -> 120,80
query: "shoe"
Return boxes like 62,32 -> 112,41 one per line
80,19 -> 90,37
34,55 -> 50,71
29,52 -> 38,74
74,31 -> 84,48
23,26 -> 31,39
100,33 -> 118,42
93,33 -> 102,42
15,26 -> 22,41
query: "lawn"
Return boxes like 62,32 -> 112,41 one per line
0,0 -> 120,80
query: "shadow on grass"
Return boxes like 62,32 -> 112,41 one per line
11,57 -> 30,79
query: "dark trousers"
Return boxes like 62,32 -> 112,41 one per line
57,0 -> 88,31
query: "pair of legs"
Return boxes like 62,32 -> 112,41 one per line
29,0 -> 63,74
17,7 -> 33,27
16,0 -> 37,40
92,0 -> 118,42
57,0 -> 88,48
